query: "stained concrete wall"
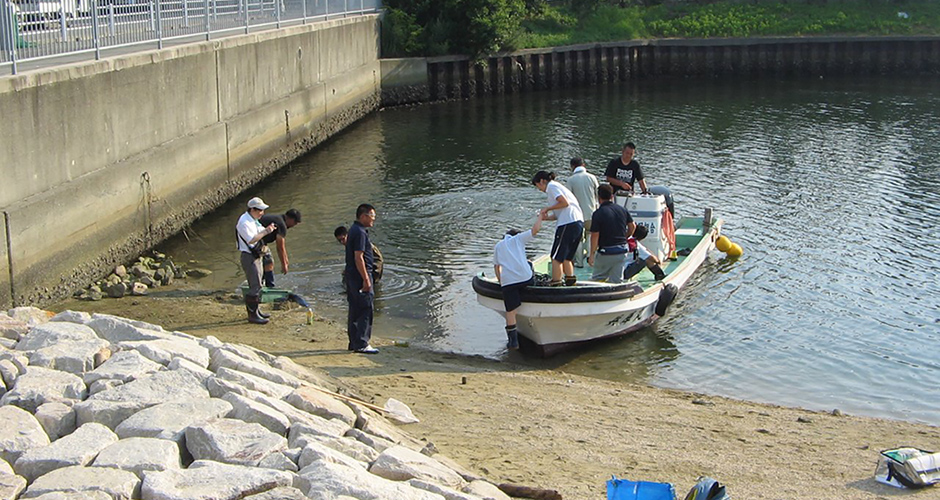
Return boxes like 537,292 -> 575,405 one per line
381,36 -> 940,105
0,15 -> 380,307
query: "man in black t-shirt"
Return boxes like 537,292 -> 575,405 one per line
259,208 -> 302,288
605,142 -> 649,195
588,184 -> 637,283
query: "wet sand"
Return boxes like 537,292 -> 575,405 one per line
55,284 -> 940,499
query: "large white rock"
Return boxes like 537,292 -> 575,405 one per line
351,404 -> 425,451
0,457 -> 11,475
209,350 -> 302,388
408,479 -> 485,500
87,315 -> 167,344
297,440 -> 367,470
89,370 -> 209,406
215,368 -> 293,399
242,486 -> 307,500
217,343 -> 276,365
0,338 -> 14,350
22,465 -> 140,499
221,392 -> 290,435
13,422 -> 118,482
369,445 -> 466,489
49,310 -> 92,325
24,492 -> 111,500
0,366 -> 87,412
205,376 -> 251,399
345,428 -> 396,453
0,474 -> 27,500
167,357 -> 213,384
89,379 -> 124,395
298,459 -> 445,500
0,313 -> 28,341
83,350 -> 163,385
184,418 -> 287,467
15,322 -> 98,351
72,400 -> 145,430
6,307 -> 52,327
285,387 -> 357,426
28,338 -> 110,374
256,451 -> 298,472
308,435 -> 379,463
118,338 -> 209,368
92,437 -> 182,479
246,391 -> 349,436
198,336 -> 224,351
34,402 -> 76,441
0,407 -> 50,465
90,313 -> 165,332
0,352 -> 28,375
463,480 -> 512,500
141,460 -> 293,500
114,398 -> 233,445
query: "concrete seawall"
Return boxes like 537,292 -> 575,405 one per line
0,15 -> 381,308
381,36 -> 940,105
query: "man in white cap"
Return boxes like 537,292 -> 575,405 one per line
236,196 -> 277,324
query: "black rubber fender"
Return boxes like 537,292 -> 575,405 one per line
655,283 -> 678,316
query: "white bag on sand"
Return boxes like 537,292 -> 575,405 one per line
874,448 -> 940,489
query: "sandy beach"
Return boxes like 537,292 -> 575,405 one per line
54,284 -> 940,499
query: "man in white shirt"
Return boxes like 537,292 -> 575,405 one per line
566,158 -> 599,268
236,197 -> 277,324
493,213 -> 543,349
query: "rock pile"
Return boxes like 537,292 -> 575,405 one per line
74,252 -> 214,301
0,308 -> 510,500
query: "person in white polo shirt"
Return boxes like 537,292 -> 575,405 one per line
493,212 -> 544,350
236,197 -> 277,324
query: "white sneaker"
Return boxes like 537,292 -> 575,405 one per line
355,345 -> 379,354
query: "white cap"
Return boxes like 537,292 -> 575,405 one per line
247,197 -> 269,210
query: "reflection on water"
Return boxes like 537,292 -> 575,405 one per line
160,75 -> 940,424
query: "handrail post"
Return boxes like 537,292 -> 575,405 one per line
301,0 -> 306,24
275,0 -> 280,28
204,0 -> 210,40
243,0 -> 248,34
108,3 -> 114,37
59,0 -> 66,41
91,0 -> 100,60
184,0 -> 189,27
154,0 -> 162,49
0,0 -> 18,74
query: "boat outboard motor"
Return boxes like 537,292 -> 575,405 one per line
616,193 -> 672,263
655,283 -> 678,317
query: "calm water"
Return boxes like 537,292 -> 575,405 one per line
161,75 -> 940,425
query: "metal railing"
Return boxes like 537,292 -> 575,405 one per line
1,0 -> 380,74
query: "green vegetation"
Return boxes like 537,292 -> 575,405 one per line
381,0 -> 940,58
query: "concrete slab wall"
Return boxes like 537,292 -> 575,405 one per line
0,14 -> 380,307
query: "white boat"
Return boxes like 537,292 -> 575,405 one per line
472,194 -> 724,356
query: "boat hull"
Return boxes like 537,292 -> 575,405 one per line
474,217 -> 722,356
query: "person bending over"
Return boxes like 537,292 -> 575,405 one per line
493,213 -> 544,350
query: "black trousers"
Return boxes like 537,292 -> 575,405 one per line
346,285 -> 374,351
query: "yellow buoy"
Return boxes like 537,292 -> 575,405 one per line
727,242 -> 743,257
715,235 -> 731,252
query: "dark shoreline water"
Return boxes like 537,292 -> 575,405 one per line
159,74 -> 940,425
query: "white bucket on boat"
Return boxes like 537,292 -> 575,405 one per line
615,193 -> 670,262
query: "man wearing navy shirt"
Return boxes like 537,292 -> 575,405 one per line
344,204 -> 379,354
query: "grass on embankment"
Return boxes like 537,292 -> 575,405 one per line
515,1 -> 940,49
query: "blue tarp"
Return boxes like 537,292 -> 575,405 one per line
607,476 -> 676,500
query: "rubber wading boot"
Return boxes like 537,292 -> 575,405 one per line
650,264 -> 666,281
245,296 -> 269,325
505,326 -> 519,350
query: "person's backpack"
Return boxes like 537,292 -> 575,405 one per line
684,477 -> 728,500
